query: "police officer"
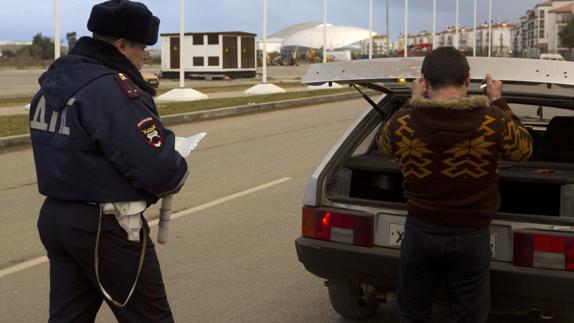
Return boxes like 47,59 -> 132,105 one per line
30,1 -> 186,322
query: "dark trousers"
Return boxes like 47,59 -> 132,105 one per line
37,198 -> 174,323
398,215 -> 491,323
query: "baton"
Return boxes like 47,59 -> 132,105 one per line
157,195 -> 174,244
157,132 -> 206,244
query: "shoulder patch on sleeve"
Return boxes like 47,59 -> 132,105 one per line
137,117 -> 163,148
113,73 -> 142,99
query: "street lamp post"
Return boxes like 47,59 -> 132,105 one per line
455,0 -> 459,50
432,0 -> 437,50
323,0 -> 328,63
54,0 -> 60,59
244,0 -> 285,94
473,0 -> 477,57
404,0 -> 408,57
386,0 -> 389,56
369,0 -> 373,59
179,0 -> 185,88
488,0 -> 493,57
156,0 -> 207,105
263,0 -> 268,83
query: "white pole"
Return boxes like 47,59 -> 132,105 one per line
432,0 -> 436,50
473,0 -> 477,56
323,0 -> 327,63
369,0 -> 373,59
179,0 -> 184,88
488,0 -> 492,57
404,0 -> 408,57
386,0 -> 389,56
263,0 -> 268,83
455,0 -> 459,49
54,0 -> 60,59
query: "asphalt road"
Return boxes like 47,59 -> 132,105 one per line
0,99 -> 571,322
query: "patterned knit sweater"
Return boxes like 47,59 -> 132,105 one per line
377,96 -> 533,227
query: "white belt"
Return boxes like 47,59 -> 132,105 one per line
102,201 -> 147,242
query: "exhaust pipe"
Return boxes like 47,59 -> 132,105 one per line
358,285 -> 385,306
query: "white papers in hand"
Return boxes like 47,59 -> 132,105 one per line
175,132 -> 206,158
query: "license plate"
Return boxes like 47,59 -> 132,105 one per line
389,223 -> 405,247
388,223 -> 497,258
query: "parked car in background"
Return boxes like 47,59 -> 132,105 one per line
142,72 -> 159,88
326,50 -> 352,62
296,57 -> 574,320
540,53 -> 565,61
396,43 -> 432,57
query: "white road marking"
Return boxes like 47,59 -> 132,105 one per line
149,177 -> 292,226
0,256 -> 49,278
0,177 -> 292,279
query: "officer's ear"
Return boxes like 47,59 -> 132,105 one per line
113,38 -> 130,54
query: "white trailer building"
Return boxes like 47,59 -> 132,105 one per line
160,31 -> 257,79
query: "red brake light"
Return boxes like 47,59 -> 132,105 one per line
301,207 -> 373,247
321,212 -> 331,226
316,212 -> 331,241
534,235 -> 566,253
514,230 -> 574,271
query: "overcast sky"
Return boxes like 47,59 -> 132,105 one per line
0,0 -> 542,45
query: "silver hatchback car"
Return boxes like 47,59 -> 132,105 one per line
295,57 -> 574,320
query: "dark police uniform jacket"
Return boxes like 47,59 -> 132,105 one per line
30,54 -> 188,204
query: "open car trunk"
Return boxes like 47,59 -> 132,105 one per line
321,100 -> 574,223
302,57 -> 574,224
330,153 -> 574,220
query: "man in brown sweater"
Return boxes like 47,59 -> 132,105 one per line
377,47 -> 532,323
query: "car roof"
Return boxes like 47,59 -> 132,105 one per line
302,57 -> 574,108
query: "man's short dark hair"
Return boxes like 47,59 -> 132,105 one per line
421,47 -> 470,89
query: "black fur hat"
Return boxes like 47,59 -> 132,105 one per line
87,0 -> 160,45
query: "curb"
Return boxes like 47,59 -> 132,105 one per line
0,91 -> 361,150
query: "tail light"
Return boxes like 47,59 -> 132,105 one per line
513,230 -> 574,271
302,207 -> 373,247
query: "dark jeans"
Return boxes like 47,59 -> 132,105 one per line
37,198 -> 174,323
398,215 -> 491,323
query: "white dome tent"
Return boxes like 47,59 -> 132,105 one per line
258,22 -> 375,55
282,23 -> 375,51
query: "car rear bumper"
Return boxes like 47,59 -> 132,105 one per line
295,237 -> 400,289
295,236 -> 574,312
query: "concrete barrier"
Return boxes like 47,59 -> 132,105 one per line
0,91 -> 361,150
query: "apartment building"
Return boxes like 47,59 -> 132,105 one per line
396,23 -> 513,57
475,21 -> 518,57
360,34 -> 393,57
515,0 -> 574,58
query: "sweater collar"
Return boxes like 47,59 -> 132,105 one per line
409,95 -> 490,111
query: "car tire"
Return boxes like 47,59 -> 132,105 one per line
326,281 -> 380,320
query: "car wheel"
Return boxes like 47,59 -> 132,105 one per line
326,281 -> 380,320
